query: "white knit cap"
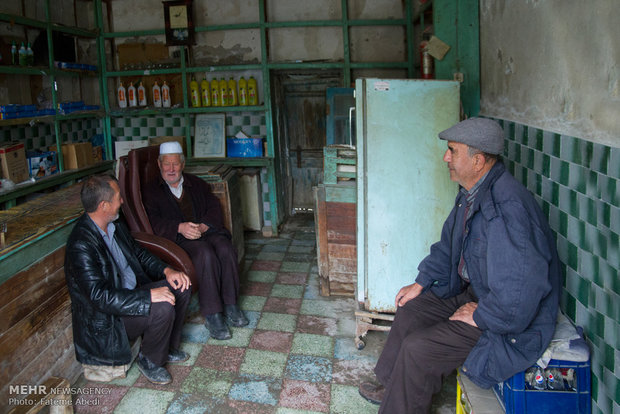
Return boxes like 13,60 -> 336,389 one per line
159,141 -> 183,155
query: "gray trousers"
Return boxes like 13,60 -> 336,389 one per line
374,287 -> 482,414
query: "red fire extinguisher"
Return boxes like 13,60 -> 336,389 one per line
420,34 -> 434,79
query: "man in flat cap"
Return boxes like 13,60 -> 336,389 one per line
359,118 -> 560,413
142,141 -> 247,340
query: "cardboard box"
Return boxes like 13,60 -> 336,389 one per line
27,150 -> 58,178
50,142 -> 95,170
148,136 -> 187,156
0,142 -> 29,183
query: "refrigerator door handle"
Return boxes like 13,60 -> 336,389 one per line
348,106 -> 355,147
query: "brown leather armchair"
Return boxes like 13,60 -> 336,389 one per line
118,145 -> 197,290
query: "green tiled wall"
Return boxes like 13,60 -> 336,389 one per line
498,118 -> 619,414
0,119 -> 102,151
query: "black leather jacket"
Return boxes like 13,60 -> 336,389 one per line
65,214 -> 166,366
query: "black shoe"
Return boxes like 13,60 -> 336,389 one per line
225,304 -> 249,327
205,313 -> 232,340
167,349 -> 190,364
136,353 -> 172,385
359,381 -> 385,405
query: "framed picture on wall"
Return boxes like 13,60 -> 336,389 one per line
194,113 -> 225,158
163,0 -> 195,46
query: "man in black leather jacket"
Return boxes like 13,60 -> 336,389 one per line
65,175 -> 192,385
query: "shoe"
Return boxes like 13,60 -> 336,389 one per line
225,304 -> 249,327
359,381 -> 385,405
167,349 -> 190,364
136,353 -> 172,385
205,313 -> 232,340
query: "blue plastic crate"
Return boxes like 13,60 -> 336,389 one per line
226,138 -> 263,157
493,358 -> 591,414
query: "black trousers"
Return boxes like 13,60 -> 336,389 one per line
122,279 -> 191,367
179,233 -> 240,316
375,287 -> 482,414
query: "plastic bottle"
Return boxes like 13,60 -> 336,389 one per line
137,82 -> 147,106
127,82 -> 137,107
210,78 -> 220,106
544,368 -> 564,391
219,78 -> 228,106
228,77 -> 238,106
247,76 -> 258,105
238,76 -> 248,106
26,42 -> 34,65
18,42 -> 27,66
526,367 -> 546,390
117,82 -> 127,108
190,77 -> 200,107
561,368 -> 577,391
162,81 -> 171,107
11,41 -> 17,65
152,81 -> 162,108
200,79 -> 210,107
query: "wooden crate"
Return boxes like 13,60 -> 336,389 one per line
314,185 -> 356,296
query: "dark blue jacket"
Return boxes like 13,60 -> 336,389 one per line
416,161 -> 561,388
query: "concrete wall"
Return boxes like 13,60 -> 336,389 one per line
479,0 -> 620,147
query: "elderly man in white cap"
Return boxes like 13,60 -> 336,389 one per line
142,141 -> 247,340
359,118 -> 561,413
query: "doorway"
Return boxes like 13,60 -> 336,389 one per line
271,70 -> 341,216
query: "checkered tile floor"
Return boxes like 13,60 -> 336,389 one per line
74,214 -> 455,413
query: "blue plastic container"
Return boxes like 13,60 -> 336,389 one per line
226,138 -> 263,157
493,358 -> 591,414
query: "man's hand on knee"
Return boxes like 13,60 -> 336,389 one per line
151,286 -> 176,305
395,283 -> 423,307
449,302 -> 478,327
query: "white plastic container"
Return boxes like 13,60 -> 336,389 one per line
117,82 -> 127,108
152,81 -> 162,108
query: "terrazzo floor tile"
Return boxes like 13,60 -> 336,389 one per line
114,387 -> 176,414
262,243 -> 290,252
296,315 -> 338,336
108,363 -> 140,387
300,298 -> 356,319
285,355 -> 332,383
257,312 -> 298,332
291,333 -> 334,358
132,364 -> 192,392
276,272 -> 308,285
288,245 -> 316,254
241,281 -> 274,296
227,399 -> 278,413
303,278 -> 321,300
165,393 -> 220,414
207,327 -> 254,347
330,384 -> 379,414
271,284 -> 305,299
257,251 -> 287,261
331,358 -> 377,386
240,309 -> 261,329
291,239 -> 317,246
279,379 -> 331,412
283,253 -> 315,262
239,295 -> 267,311
247,270 -> 278,283
180,367 -> 234,398
73,385 -> 129,414
280,261 -> 312,273
249,330 -> 294,353
228,373 -> 282,406
263,297 -> 302,314
195,344 -> 245,372
181,322 -> 210,343
251,260 -> 283,271
276,408 -> 324,414
240,349 -> 288,377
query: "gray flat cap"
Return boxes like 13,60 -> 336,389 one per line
438,117 -> 504,155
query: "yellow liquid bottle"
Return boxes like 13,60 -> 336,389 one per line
238,77 -> 248,106
211,78 -> 220,106
219,78 -> 228,106
190,77 -> 200,107
200,79 -> 210,107
248,76 -> 258,105
228,77 -> 238,106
